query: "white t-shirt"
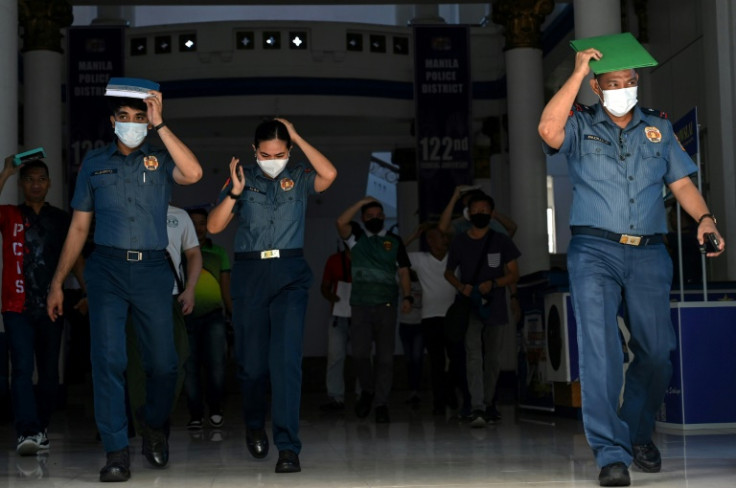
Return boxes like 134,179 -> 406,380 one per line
166,205 -> 199,295
408,251 -> 456,319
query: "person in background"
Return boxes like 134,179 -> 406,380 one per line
404,223 -> 460,415
397,269 -> 423,406
319,245 -> 354,412
207,118 -> 336,473
443,193 -> 520,428
0,155 -> 86,456
336,197 -> 412,424
184,207 -> 232,430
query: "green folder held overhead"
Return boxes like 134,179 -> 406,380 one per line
570,32 -> 658,75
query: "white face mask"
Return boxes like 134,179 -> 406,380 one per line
114,121 -> 148,148
599,86 -> 638,117
256,158 -> 289,178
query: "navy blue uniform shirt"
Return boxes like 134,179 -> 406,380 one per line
72,141 -> 175,250
218,162 -> 317,252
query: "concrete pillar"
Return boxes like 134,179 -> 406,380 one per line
492,0 -> 554,275
92,5 -> 134,26
573,0 -> 621,105
702,0 -> 736,280
19,0 -> 73,208
409,4 -> 445,25
0,0 -> 19,205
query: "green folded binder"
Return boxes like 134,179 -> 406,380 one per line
570,32 -> 658,74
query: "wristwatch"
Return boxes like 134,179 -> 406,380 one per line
698,213 -> 717,225
227,190 -> 241,199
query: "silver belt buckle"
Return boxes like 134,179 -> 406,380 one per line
260,249 -> 280,259
619,234 -> 642,246
126,250 -> 143,261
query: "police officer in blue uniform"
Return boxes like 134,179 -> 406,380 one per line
207,118 -> 336,474
47,89 -> 202,482
539,45 -> 724,486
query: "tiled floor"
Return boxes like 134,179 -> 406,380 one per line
2,389 -> 735,487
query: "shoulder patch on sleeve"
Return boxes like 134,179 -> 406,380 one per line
640,107 -> 668,119
570,103 -> 594,117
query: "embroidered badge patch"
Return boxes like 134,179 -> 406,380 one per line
280,178 -> 295,191
644,126 -> 662,143
143,155 -> 159,170
383,240 -> 393,251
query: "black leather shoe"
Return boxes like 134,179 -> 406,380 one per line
354,391 -> 374,419
275,449 -> 301,473
633,441 -> 661,472
141,425 -> 169,468
374,405 -> 390,424
598,462 -> 630,487
99,447 -> 131,482
246,429 -> 269,459
320,400 -> 345,412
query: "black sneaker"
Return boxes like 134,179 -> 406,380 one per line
208,414 -> 224,428
484,405 -> 502,423
320,400 -> 345,412
468,410 -> 486,428
187,418 -> 204,431
354,391 -> 374,419
374,405 -> 390,423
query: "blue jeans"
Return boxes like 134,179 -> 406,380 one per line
85,249 -> 178,453
0,331 -> 9,398
184,309 -> 227,419
568,235 -> 675,468
2,311 -> 63,437
399,323 -> 424,392
231,256 -> 312,454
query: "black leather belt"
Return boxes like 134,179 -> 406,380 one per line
235,248 -> 303,260
94,245 -> 166,261
571,226 -> 664,246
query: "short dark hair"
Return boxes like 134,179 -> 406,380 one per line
361,200 -> 383,216
467,193 -> 495,212
19,159 -> 49,178
254,119 -> 292,150
187,207 -> 209,219
107,96 -> 147,116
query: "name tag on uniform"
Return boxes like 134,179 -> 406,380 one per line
260,249 -> 280,259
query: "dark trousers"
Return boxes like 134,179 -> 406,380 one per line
2,311 -> 63,436
231,256 -> 312,454
185,309 -> 227,419
399,323 -> 424,392
421,316 -> 452,411
351,303 -> 398,407
127,298 -> 189,432
85,250 -> 178,453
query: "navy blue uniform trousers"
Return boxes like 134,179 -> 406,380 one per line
568,235 -> 675,468
85,248 -> 178,453
231,255 -> 312,454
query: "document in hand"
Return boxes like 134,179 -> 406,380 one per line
105,77 -> 160,99
570,32 -> 658,75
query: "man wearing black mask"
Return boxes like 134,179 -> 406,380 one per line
443,193 -> 520,427
336,197 -> 412,423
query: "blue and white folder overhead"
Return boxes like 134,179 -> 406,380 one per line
105,77 -> 160,99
